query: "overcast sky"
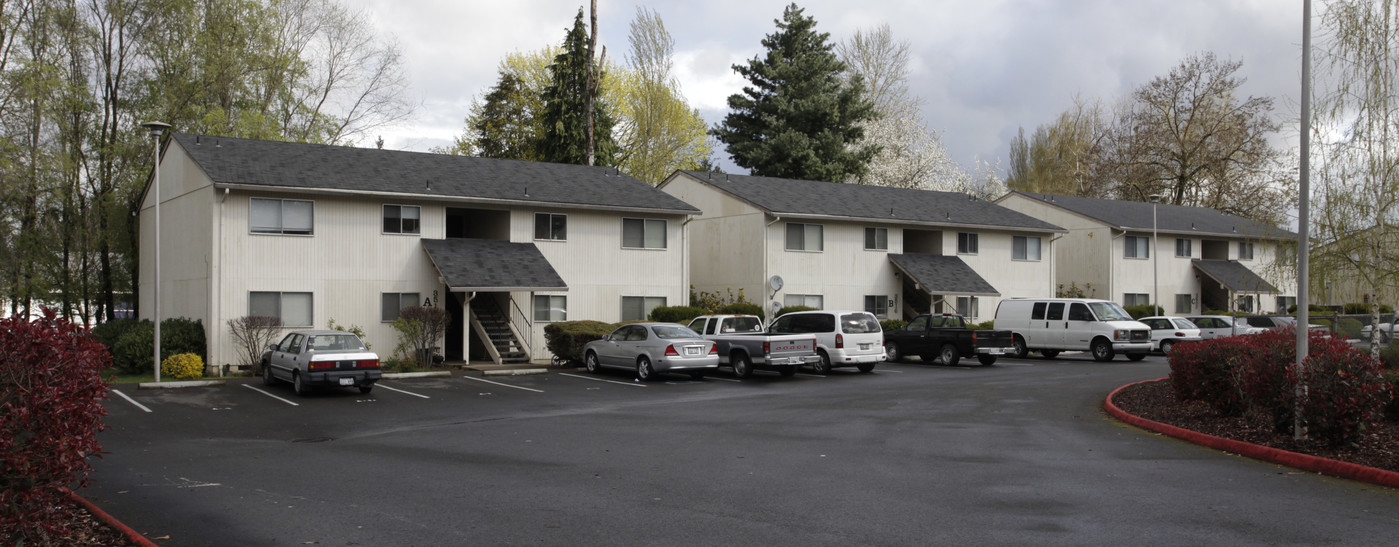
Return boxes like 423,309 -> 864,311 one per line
341,0 -> 1305,176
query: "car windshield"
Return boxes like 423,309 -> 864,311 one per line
1172,318 -> 1198,330
841,313 -> 881,333
306,334 -> 364,351
1233,318 -> 1252,329
1088,302 -> 1132,321
725,317 -> 764,333
652,325 -> 700,340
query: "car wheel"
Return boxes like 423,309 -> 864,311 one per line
919,353 -> 935,363
732,353 -> 754,378
585,352 -> 601,374
1126,353 -> 1146,361
856,363 -> 875,373
636,356 -> 656,381
1160,340 -> 1175,354
689,371 -> 706,380
293,371 -> 310,395
359,384 -> 373,394
940,344 -> 961,366
1041,350 -> 1059,359
884,343 -> 902,363
977,354 -> 997,366
779,366 -> 797,377
262,362 -> 275,386
1012,336 -> 1029,359
1091,339 -> 1114,362
812,351 -> 833,374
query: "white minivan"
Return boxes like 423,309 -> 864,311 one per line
768,310 -> 886,373
992,298 -> 1152,362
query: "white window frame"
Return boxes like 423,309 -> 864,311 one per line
1123,293 -> 1151,307
1276,296 -> 1297,314
249,291 -> 313,327
956,296 -> 979,320
533,295 -> 567,322
864,227 -> 888,251
621,296 -> 667,322
1012,235 -> 1042,261
783,294 -> 823,309
250,197 -> 314,235
534,212 -> 567,241
622,218 -> 667,249
1124,236 -> 1150,259
864,295 -> 889,318
1175,238 -> 1191,258
1238,241 -> 1254,261
785,222 -> 824,252
382,204 -> 421,235
1175,294 -> 1193,314
958,232 -> 979,255
381,292 -> 421,322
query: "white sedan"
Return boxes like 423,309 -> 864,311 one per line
1139,316 -> 1204,354
1360,322 -> 1395,343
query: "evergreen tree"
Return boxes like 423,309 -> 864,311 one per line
466,72 -> 543,160
537,9 -> 618,166
711,3 -> 877,182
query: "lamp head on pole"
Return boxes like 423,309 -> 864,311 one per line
1148,193 -> 1164,204
141,120 -> 171,137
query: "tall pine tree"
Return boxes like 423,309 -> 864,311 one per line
712,3 -> 877,182
538,9 -> 618,166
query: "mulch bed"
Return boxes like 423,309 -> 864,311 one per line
1112,378 -> 1399,474
18,497 -> 138,546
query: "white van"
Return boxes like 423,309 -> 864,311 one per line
992,298 -> 1152,362
768,310 -> 886,373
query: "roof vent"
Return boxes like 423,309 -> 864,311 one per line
890,207 -> 895,217
1232,225 -> 1237,233
524,186 -> 529,198
1191,222 -> 1196,230
215,139 -> 221,148
426,179 -> 432,191
945,212 -> 951,221
707,172 -> 712,180
195,135 -> 201,145
725,174 -> 730,182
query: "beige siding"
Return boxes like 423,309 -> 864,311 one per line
659,174 -> 767,302
138,141 -> 215,365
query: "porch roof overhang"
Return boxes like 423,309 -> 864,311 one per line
422,238 -> 568,292
889,254 -> 1000,297
1192,259 -> 1279,294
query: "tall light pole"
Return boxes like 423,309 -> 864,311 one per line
142,121 -> 171,382
1295,0 -> 1312,441
1150,194 -> 1163,314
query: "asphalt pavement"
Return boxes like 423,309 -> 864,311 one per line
83,353 -> 1399,545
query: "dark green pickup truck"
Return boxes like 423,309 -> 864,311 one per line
882,314 -> 1016,366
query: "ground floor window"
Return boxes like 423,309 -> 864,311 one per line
784,294 -> 823,309
1123,293 -> 1151,308
1237,295 -> 1254,313
250,291 -> 312,327
622,296 -> 666,322
1276,296 -> 1297,313
381,292 -> 420,322
864,295 -> 889,318
533,295 -> 567,322
956,296 -> 979,319
1175,294 -> 1193,314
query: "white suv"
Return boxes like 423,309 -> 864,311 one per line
768,310 -> 887,373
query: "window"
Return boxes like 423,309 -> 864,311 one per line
864,227 -> 888,251
249,291 -> 312,327
250,198 -> 313,235
958,232 -> 979,254
1031,302 -> 1046,320
534,213 -> 567,241
381,292 -> 420,322
1237,295 -> 1254,313
784,223 -> 823,252
621,296 -> 666,322
783,294 -> 823,309
1125,236 -> 1150,259
533,295 -> 566,322
770,313 -> 835,334
1238,241 -> 1254,260
956,296 -> 979,319
1068,303 -> 1094,321
864,295 -> 889,318
622,218 -> 666,249
1012,236 -> 1042,261
1046,302 -> 1065,321
382,205 -> 420,234
1124,293 -> 1151,307
1276,296 -> 1297,313
1176,294 -> 1193,314
1175,238 -> 1191,258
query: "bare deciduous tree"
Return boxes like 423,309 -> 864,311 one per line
227,315 -> 282,372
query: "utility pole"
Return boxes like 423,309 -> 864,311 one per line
1295,0 -> 1312,441
585,0 -> 598,166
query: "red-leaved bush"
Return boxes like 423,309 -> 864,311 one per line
1,309 -> 111,543
1167,336 -> 1248,416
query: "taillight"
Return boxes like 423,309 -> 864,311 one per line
1174,332 -> 1184,337
356,359 -> 379,368
308,361 -> 334,370
762,341 -> 770,355
708,344 -> 717,355
835,333 -> 844,349
665,344 -> 678,356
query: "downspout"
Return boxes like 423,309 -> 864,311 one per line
765,214 -> 782,318
1047,232 -> 1064,297
215,187 -> 228,375
463,290 -> 476,364
682,216 -> 692,307
1109,228 -> 1125,302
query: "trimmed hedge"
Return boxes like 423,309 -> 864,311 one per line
1124,305 -> 1163,319
161,353 -> 205,380
968,320 -> 996,330
107,318 -> 207,375
774,305 -> 817,318
648,306 -> 705,324
543,320 -> 616,364
719,302 -> 765,319
879,319 -> 906,332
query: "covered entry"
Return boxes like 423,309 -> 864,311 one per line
889,254 -> 1000,320
422,238 -> 567,364
1192,259 -> 1279,313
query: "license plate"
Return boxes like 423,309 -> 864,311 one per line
339,377 -> 354,386
986,350 -> 1004,355
685,347 -> 700,356
859,343 -> 871,350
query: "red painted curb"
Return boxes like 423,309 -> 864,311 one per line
1105,378 -> 1399,489
64,488 -> 159,547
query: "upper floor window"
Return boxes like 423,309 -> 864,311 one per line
622,218 -> 667,249
785,223 -> 823,252
383,205 -> 420,235
1175,238 -> 1191,258
1238,241 -> 1254,260
958,232 -> 979,254
864,227 -> 888,251
1124,235 -> 1150,259
535,212 -> 567,241
250,198 -> 313,235
1013,236 -> 1042,261
250,291 -> 312,327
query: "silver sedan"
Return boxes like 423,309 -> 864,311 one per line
583,323 -> 719,381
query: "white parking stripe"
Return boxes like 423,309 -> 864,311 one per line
705,376 -> 742,382
111,389 -> 152,413
559,372 -> 646,387
873,369 -> 903,373
796,373 -> 826,378
241,384 -> 300,406
460,375 -> 544,393
375,383 -> 430,399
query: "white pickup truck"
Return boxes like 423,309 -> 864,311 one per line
686,314 -> 822,378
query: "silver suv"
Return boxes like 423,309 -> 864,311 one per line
768,310 -> 886,374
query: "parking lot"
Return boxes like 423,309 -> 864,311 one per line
86,353 -> 1399,545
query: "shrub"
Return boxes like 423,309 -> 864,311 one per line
1168,337 -> 1247,416
774,305 -> 817,318
1383,370 -> 1399,422
112,321 -> 154,374
689,286 -> 753,314
0,310 -> 110,543
328,318 -> 370,350
543,320 -> 615,364
161,353 -> 205,380
1379,343 -> 1399,370
89,318 -> 140,352
228,315 -> 282,373
1298,343 -> 1388,446
393,306 -> 449,366
880,319 -> 907,332
161,317 -> 207,363
1124,305 -> 1163,319
1311,317 -> 1364,339
718,302 -> 764,319
968,320 -> 996,330
648,305 -> 705,324
1233,330 -> 1302,433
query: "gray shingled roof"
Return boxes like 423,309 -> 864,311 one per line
1008,191 -> 1294,240
170,133 -> 698,214
674,171 -> 1063,232
888,254 -> 1000,296
421,239 -> 567,292
1192,259 -> 1280,293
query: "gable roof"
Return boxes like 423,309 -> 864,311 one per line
1192,259 -> 1280,294
888,254 -> 1000,297
1003,191 -> 1294,240
421,239 -> 567,292
667,171 -> 1064,233
167,133 -> 698,215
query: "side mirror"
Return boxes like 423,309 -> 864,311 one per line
266,344 -> 278,351
601,334 -> 612,342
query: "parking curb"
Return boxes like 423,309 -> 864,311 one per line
483,368 -> 548,376
65,488 -> 158,547
382,371 -> 453,379
136,379 -> 227,389
1105,377 -> 1399,489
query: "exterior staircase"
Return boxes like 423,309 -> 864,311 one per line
470,297 -> 531,365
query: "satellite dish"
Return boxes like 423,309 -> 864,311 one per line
770,300 -> 783,313
769,275 -> 784,292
